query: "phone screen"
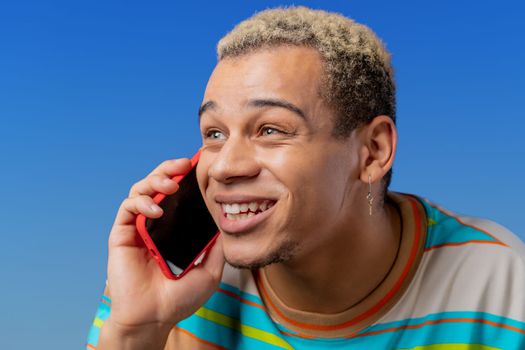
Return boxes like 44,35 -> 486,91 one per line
145,166 -> 218,275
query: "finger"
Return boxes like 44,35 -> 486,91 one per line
149,158 -> 192,178
114,195 -> 164,227
129,174 -> 179,198
108,196 -> 164,249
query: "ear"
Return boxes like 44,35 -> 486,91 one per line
357,116 -> 397,184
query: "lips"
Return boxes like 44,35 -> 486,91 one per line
214,195 -> 278,234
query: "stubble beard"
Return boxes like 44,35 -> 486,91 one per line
225,240 -> 300,270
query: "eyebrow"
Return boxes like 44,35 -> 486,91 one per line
248,98 -> 306,119
198,98 -> 306,120
198,100 -> 216,118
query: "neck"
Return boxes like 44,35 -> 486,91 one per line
263,199 -> 401,314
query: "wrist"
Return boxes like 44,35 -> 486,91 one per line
97,317 -> 173,350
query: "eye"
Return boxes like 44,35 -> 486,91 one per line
205,129 -> 226,140
261,127 -> 282,136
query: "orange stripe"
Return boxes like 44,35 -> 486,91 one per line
86,344 -> 96,350
347,317 -> 525,339
279,330 -> 316,339
218,288 -> 266,310
258,196 -> 423,332
425,240 -> 508,252
174,326 -> 229,350
431,204 -> 508,247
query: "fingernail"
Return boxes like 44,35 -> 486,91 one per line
162,178 -> 172,186
150,204 -> 162,213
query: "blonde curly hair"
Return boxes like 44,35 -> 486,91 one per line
217,6 -> 396,186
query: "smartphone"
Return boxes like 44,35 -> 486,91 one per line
136,151 -> 220,279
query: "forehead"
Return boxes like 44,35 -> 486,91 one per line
202,46 -> 324,112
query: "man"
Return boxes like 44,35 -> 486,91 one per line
88,7 -> 525,349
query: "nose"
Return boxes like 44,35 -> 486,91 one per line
208,136 -> 261,184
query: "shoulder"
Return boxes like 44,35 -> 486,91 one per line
375,196 -> 525,348
407,196 -> 525,319
417,196 -> 525,258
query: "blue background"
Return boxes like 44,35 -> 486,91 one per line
0,1 -> 523,349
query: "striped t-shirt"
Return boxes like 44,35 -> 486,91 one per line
87,193 -> 525,349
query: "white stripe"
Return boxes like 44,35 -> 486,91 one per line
379,243 -> 525,323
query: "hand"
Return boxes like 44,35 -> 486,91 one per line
99,158 -> 224,347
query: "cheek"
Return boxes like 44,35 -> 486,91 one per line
283,153 -> 352,224
196,155 -> 211,196
196,156 -> 222,223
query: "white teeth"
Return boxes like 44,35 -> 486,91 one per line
221,200 -> 276,220
224,203 -> 240,214
248,202 -> 258,212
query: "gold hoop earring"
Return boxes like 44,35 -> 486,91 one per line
366,175 -> 374,216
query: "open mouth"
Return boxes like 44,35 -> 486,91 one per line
221,200 -> 276,221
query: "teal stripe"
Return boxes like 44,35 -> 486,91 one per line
96,302 -> 111,321
277,312 -> 525,349
205,284 -> 286,338
180,311 -> 367,350
420,199 -> 499,249
178,312 -> 288,349
361,311 -> 525,334
284,334 -> 366,349
86,324 -> 100,347
86,297 -> 112,347
351,311 -> 525,349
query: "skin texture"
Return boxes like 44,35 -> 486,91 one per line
98,45 -> 400,348
198,46 -> 401,313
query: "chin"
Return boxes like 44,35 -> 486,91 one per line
223,239 -> 299,270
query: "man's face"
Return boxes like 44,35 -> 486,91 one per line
197,46 -> 361,268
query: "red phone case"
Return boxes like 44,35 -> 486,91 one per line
136,151 -> 220,279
